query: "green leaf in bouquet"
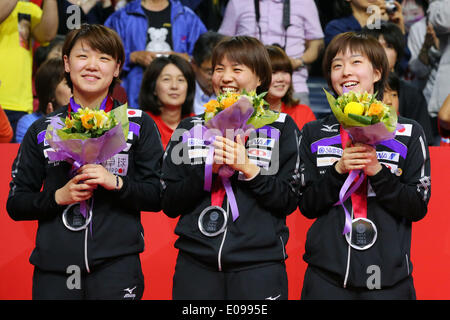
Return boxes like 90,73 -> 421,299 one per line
74,119 -> 83,132
247,109 -> 279,129
109,103 -> 129,140
370,115 -> 380,125
347,113 -> 372,125
204,111 -> 215,124
381,104 -> 398,133
56,128 -> 91,140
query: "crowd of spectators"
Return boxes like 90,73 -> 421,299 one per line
0,0 -> 449,146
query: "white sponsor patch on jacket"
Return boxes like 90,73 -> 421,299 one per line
376,151 -> 399,162
247,147 -> 272,161
317,146 -> 343,156
317,156 -> 340,167
247,137 -> 275,148
275,113 -> 287,123
102,153 -> 129,176
187,138 -> 205,147
127,109 -> 142,117
188,148 -> 208,159
380,161 -> 398,174
395,123 -> 412,136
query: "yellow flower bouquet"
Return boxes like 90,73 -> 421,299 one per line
61,107 -> 118,139
203,90 -> 279,129
324,89 -> 398,144
45,99 -> 129,165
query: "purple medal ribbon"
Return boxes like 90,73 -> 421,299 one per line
203,137 -> 239,221
69,96 -> 108,113
336,170 -> 365,235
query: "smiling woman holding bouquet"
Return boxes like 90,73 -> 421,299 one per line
298,32 -> 431,300
6,24 -> 164,300
161,36 -> 301,300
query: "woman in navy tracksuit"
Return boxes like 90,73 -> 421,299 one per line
161,36 -> 301,300
298,32 -> 431,299
7,24 -> 163,300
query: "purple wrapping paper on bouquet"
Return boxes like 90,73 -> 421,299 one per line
182,97 -> 256,221
45,120 -> 127,166
345,121 -> 398,146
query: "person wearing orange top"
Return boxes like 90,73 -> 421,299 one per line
0,104 -> 13,143
139,54 -> 195,148
265,45 -> 316,131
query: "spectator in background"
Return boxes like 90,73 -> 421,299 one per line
34,35 -> 66,70
218,0 -> 324,107
16,58 -> 71,143
407,0 -> 439,107
0,0 -> 58,142
191,0 -> 229,31
265,45 -> 316,130
402,0 -> 427,32
191,31 -> 225,115
438,94 -> 450,146
325,0 -> 405,46
105,0 -> 206,109
0,105 -> 13,143
427,0 -> 450,139
56,0 -> 114,36
362,22 -> 434,144
139,55 -> 195,148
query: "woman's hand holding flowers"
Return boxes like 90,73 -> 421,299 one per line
212,135 -> 260,180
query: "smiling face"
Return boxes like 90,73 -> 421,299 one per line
212,55 -> 261,95
330,48 -> 381,96
63,40 -> 120,100
154,63 -> 188,109
267,70 -> 291,101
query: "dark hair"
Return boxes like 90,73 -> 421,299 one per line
322,32 -> 389,100
265,45 -> 299,107
34,35 -> 66,70
62,24 -> 125,94
139,55 -> 195,117
361,21 -> 405,67
333,0 -> 353,18
35,58 -> 66,114
415,0 -> 429,12
386,71 -> 400,92
211,36 -> 272,94
192,31 -> 225,66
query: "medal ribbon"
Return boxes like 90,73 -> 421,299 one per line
205,140 -> 239,221
68,96 -> 113,116
337,127 -> 368,234
210,178 -> 226,208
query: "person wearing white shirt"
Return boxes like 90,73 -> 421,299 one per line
191,31 -> 225,115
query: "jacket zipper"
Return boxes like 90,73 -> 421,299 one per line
279,236 -> 286,260
217,201 -> 229,271
343,208 -> 353,288
405,254 -> 410,275
84,228 -> 90,273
